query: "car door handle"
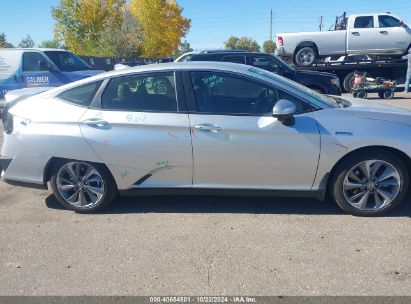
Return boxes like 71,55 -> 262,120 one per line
194,123 -> 223,133
82,118 -> 109,127
379,31 -> 388,34
351,32 -> 360,36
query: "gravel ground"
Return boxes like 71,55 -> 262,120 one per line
0,95 -> 410,296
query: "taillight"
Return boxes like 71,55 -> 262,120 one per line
278,36 -> 284,47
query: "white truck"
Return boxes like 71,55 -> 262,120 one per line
276,13 -> 411,67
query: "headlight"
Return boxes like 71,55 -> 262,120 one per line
331,77 -> 340,87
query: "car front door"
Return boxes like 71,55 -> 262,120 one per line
377,15 -> 411,53
19,51 -> 64,89
79,71 -> 193,190
185,70 -> 320,190
347,16 -> 377,54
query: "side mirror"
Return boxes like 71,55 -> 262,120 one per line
272,99 -> 296,126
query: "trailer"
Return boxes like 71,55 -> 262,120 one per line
294,57 -> 407,92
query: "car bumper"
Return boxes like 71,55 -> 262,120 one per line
1,133 -> 49,189
275,47 -> 290,57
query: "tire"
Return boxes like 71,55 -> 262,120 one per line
294,46 -> 317,67
384,90 -> 394,99
356,91 -> 367,99
343,71 -> 362,93
378,91 -> 385,99
50,159 -> 117,213
330,150 -> 409,216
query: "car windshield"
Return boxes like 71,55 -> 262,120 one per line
248,67 -> 343,108
44,51 -> 91,72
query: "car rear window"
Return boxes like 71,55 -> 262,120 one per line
101,72 -> 178,112
58,81 -> 103,107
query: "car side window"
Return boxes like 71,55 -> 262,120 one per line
101,72 -> 178,112
22,52 -> 50,72
190,71 -> 311,115
378,15 -> 401,28
221,55 -> 246,64
58,81 -> 103,107
354,16 -> 374,29
250,56 -> 279,73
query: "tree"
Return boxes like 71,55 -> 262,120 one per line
52,0 -> 125,56
0,33 -> 13,48
18,35 -> 35,48
224,36 -> 239,50
175,40 -> 193,57
38,40 -> 62,49
130,0 -> 191,57
224,36 -> 260,52
99,5 -> 143,58
262,40 -> 277,53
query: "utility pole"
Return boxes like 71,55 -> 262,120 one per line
270,9 -> 273,41
319,16 -> 324,31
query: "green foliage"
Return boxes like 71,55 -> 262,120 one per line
224,36 -> 260,52
18,35 -> 35,48
0,33 -> 13,48
175,40 -> 193,57
99,6 -> 143,58
38,40 -> 63,49
52,0 -> 125,56
262,40 -> 277,53
130,0 -> 191,57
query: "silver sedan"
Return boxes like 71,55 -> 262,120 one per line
1,62 -> 410,216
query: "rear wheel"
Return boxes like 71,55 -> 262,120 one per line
330,150 -> 408,216
294,46 -> 317,67
384,90 -> 394,99
356,91 -> 367,99
343,71 -> 363,93
50,160 -> 117,213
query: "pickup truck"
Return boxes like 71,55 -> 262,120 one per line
276,13 -> 411,67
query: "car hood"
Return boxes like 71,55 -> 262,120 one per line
343,96 -> 411,126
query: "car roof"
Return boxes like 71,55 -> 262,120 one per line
100,61 -> 252,78
0,48 -> 70,52
193,51 -> 271,56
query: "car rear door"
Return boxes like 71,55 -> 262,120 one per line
376,15 -> 410,53
347,15 -> 378,54
184,70 -> 320,190
79,70 -> 193,190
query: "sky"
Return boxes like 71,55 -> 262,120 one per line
1,0 -> 411,51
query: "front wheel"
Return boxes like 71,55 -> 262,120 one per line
50,160 -> 117,213
330,150 -> 409,216
294,47 -> 317,67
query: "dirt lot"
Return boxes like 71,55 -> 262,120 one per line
0,95 -> 410,296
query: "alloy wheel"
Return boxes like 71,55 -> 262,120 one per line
342,160 -> 401,211
56,162 -> 105,209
